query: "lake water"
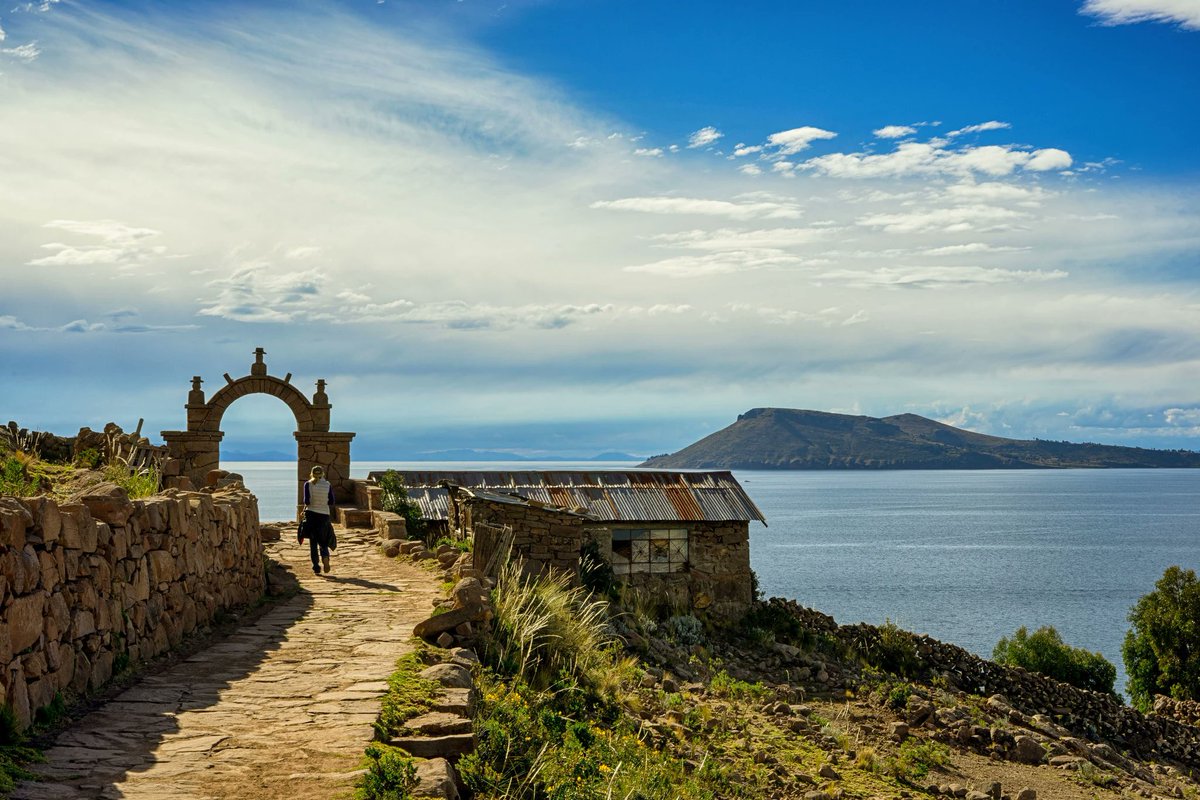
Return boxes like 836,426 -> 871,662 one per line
227,461 -> 1200,694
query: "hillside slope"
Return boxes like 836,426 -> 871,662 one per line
640,408 -> 1200,469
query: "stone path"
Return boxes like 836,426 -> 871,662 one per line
13,528 -> 441,800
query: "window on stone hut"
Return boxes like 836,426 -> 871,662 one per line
610,528 -> 688,575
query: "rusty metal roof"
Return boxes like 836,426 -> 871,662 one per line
365,469 -> 767,525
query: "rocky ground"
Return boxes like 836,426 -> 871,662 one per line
617,617 -> 1200,800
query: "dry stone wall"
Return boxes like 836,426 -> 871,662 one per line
0,485 -> 265,729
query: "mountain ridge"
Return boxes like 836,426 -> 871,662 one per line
639,407 -> 1200,469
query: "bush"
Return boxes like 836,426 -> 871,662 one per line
993,625 -> 1116,695
0,456 -> 41,496
579,539 -> 615,597
1123,566 -> 1200,710
357,743 -> 416,800
377,471 -> 426,539
485,559 -> 617,693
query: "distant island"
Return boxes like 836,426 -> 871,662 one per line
640,408 -> 1200,470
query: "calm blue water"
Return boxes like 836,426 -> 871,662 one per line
226,462 -> 1200,693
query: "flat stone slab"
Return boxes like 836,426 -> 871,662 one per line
404,711 -> 473,736
388,733 -> 476,760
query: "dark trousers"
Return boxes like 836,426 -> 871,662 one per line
309,535 -> 329,572
302,510 -> 331,572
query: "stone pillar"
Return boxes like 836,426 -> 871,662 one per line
161,430 -> 224,487
294,431 -> 355,506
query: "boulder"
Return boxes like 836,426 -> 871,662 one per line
0,499 -> 33,548
1011,735 -> 1046,765
80,484 -> 134,527
414,605 -> 487,640
8,593 -> 45,653
381,539 -> 403,558
419,663 -> 473,690
412,757 -> 460,800
450,578 -> 487,609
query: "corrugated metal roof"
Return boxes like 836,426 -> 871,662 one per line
366,469 -> 767,524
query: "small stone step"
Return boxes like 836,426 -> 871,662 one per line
432,688 -> 473,715
337,507 -> 374,528
404,711 -> 473,736
388,733 -> 475,761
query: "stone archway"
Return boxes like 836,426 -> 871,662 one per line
161,348 -> 355,509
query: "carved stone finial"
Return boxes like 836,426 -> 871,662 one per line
188,375 -> 206,404
251,346 -> 267,376
314,378 -> 329,405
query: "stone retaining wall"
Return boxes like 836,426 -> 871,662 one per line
769,599 -> 1200,768
0,485 -> 265,729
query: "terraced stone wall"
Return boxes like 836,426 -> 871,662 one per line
0,485 -> 264,729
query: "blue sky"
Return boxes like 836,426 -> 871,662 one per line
1,0 -> 1198,459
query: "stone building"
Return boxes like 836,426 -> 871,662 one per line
366,470 -> 766,617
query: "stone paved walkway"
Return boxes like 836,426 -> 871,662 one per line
13,528 -> 441,800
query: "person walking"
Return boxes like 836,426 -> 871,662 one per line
299,465 -> 336,575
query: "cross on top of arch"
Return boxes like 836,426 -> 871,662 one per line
185,347 -> 332,434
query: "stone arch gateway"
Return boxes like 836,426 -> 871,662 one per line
161,347 -> 355,510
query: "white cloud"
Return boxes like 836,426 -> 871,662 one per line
733,144 -> 763,157
739,164 -> 762,176
624,251 -> 807,278
816,265 -> 1068,289
921,242 -> 1028,256
28,219 -> 168,268
1,41 -> 41,62
591,196 -> 802,219
652,227 -> 830,251
803,140 -> 1074,179
874,125 -> 917,139
197,266 -> 326,323
633,147 -> 663,157
0,315 -> 34,331
1024,148 -> 1073,171
1080,0 -> 1200,29
687,126 -> 723,148
1164,407 -> 1200,426
947,120 -> 1011,137
944,182 -> 1047,204
857,204 -> 1026,234
766,126 -> 838,155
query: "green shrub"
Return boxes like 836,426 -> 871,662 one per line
579,539 -> 615,598
739,602 -> 803,645
708,669 -> 769,702
662,615 -> 704,647
378,471 -> 426,539
1123,566 -> 1200,710
885,682 -> 912,711
75,448 -> 102,469
103,462 -> 159,499
887,738 -> 950,783
484,559 -> 617,693
853,620 -> 920,677
0,704 -> 41,793
994,625 -> 1116,695
0,456 -> 41,496
357,743 -> 416,800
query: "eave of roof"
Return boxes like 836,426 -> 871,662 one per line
366,469 -> 767,525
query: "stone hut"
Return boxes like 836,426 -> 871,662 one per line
367,470 -> 766,617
